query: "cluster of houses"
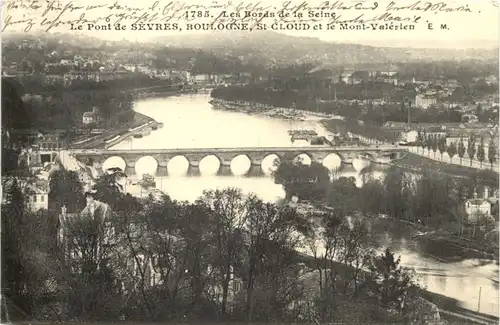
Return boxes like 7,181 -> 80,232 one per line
82,107 -> 101,126
306,63 -> 499,111
465,187 -> 499,224
382,121 -> 499,146
2,47 -> 193,85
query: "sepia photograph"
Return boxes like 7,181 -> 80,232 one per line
1,0 -> 499,324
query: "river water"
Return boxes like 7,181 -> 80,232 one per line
108,93 -> 499,317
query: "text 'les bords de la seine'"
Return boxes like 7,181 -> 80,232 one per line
1,0 -> 478,33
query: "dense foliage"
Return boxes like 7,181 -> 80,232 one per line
2,169 -> 431,323
274,160 -> 499,240
4,77 -> 135,130
211,81 -> 498,126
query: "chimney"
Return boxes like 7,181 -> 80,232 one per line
484,187 -> 489,199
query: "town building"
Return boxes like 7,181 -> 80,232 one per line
381,121 -> 409,140
464,188 -> 498,223
11,131 -> 67,170
461,114 -> 479,124
27,186 -> 49,211
340,70 -> 354,84
36,133 -> 67,152
82,107 -> 101,125
424,126 -> 447,138
192,74 -> 211,84
485,74 -> 499,85
412,77 -> 432,86
465,198 -> 492,217
415,94 -> 437,110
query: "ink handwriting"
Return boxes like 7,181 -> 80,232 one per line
0,0 -> 482,32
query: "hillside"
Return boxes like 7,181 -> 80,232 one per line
154,31 -> 499,66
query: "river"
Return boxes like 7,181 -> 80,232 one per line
108,93 -> 499,317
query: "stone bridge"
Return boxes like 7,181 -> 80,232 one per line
69,146 -> 407,176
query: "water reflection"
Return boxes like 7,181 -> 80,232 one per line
371,219 -> 499,316
110,93 -> 498,317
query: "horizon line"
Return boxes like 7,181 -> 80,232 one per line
2,30 -> 499,51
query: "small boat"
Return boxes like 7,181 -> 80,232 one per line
133,134 -> 143,138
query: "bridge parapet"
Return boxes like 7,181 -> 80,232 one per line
69,146 -> 407,175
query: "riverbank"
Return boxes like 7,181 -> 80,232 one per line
90,92 -> 497,321
390,152 -> 499,182
71,85 -> 195,149
87,86 -> 201,148
209,98 -> 342,123
73,111 -> 158,149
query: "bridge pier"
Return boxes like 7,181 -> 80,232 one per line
218,165 -> 232,176
189,160 -> 200,167
249,164 -> 264,176
220,158 -> 232,166
251,159 -> 263,166
124,158 -> 136,170
92,160 -> 103,170
71,147 -> 408,177
157,166 -> 168,176
125,166 -> 136,176
188,165 -> 201,176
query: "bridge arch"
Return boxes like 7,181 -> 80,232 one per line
293,153 -> 312,165
230,154 -> 252,176
102,156 -> 126,173
352,155 -> 371,172
261,153 -> 281,176
322,153 -> 342,171
135,155 -> 159,177
358,152 -> 375,161
167,155 -> 190,176
199,154 -> 221,176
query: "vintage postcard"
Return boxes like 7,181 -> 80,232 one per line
1,0 -> 499,324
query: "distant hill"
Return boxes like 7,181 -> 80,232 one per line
154,31 -> 499,66
3,30 -> 497,66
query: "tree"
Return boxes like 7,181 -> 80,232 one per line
92,168 -> 129,212
242,198 -> 311,322
49,169 -> 86,214
366,249 -> 419,316
383,167 -> 410,220
488,138 -> 497,170
457,136 -> 466,165
477,137 -> 485,168
446,141 -> 457,163
138,173 -> 156,190
425,135 -> 433,157
1,178 -> 55,319
195,188 -> 248,316
467,135 -> 476,167
413,170 -> 456,228
431,135 -> 438,159
359,179 -> 385,215
59,210 -> 124,320
272,161 -> 330,202
416,130 -> 424,154
309,212 -> 376,322
420,131 -> 427,155
476,103 -> 482,117
437,137 -> 447,161
326,176 -> 359,216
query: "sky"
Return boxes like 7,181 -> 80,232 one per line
1,0 -> 499,49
